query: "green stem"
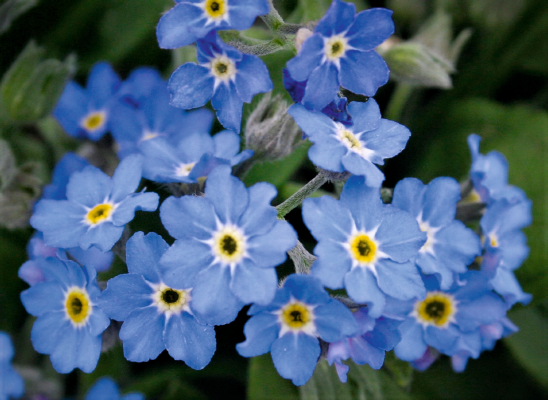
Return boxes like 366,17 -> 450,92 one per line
385,82 -> 414,122
261,0 -> 285,32
276,172 -> 328,218
288,240 -> 316,274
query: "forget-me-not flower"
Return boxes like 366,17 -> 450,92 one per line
0,332 -> 24,399
30,154 -> 159,252
20,258 -> 110,373
167,32 -> 272,133
303,175 -> 426,317
286,0 -> 394,110
159,165 -> 297,325
157,0 -> 269,49
99,232 -> 216,368
54,62 -> 121,140
237,274 -> 358,386
85,376 -> 144,400
289,99 -> 411,187
391,177 -> 482,289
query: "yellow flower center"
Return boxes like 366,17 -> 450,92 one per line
65,289 -> 91,326
212,226 -> 246,264
489,234 -> 498,248
211,56 -> 236,81
462,189 -> 482,204
339,129 -> 362,151
205,0 -> 226,19
349,233 -> 377,264
153,284 -> 190,315
419,222 -> 437,254
81,111 -> 106,132
86,203 -> 113,225
175,162 -> 196,177
325,36 -> 347,60
414,291 -> 456,328
280,302 -> 313,331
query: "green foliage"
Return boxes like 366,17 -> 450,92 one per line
0,41 -> 75,124
0,0 -> 37,35
248,354 -> 299,400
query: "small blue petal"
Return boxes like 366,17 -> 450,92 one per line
30,311 -> 71,354
160,195 -> 217,240
231,260 -> 277,305
314,299 -> 358,342
314,0 -> 356,36
120,307 -> 166,362
237,313 -> 279,357
311,240 -> 351,289
246,220 -> 297,269
204,165 -> 248,224
21,282 -> 64,316
235,54 -> 273,103
421,177 -> 460,227
110,154 -> 144,203
375,259 -> 425,300
302,62 -> 340,111
340,176 -> 383,231
66,166 -> 111,208
302,196 -> 353,243
79,223 -> 124,252
339,50 -> 388,97
156,3 -> 205,49
341,152 -> 385,185
344,267 -> 385,318
347,99 -> 381,134
211,81 -> 244,133
376,208 -> 426,262
347,9 -> 394,51
168,63 -> 214,109
271,333 -> 320,386
160,239 -> 213,289
238,182 -> 278,236
286,34 -> 324,82
126,232 -> 168,283
112,192 -> 159,226
164,313 -> 216,370
87,62 -> 121,106
394,319 -> 427,361
99,275 -> 153,321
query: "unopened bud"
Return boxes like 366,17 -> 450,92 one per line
0,139 -> 17,191
295,28 -> 313,53
245,93 -> 301,161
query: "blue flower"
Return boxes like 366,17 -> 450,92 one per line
0,332 -> 24,399
167,31 -> 272,133
289,100 -> 410,187
110,75 -> 214,158
85,376 -> 144,400
19,232 -> 113,286
327,307 -> 402,382
286,0 -> 393,110
30,155 -> 159,252
20,258 -> 110,373
391,177 -> 482,289
99,232 -> 216,368
115,67 -> 164,109
236,274 -> 358,386
139,130 -> 252,183
53,62 -> 121,140
391,272 -> 507,362
479,198 -> 532,306
41,153 -> 90,201
157,0 -> 269,49
282,68 -> 352,125
466,134 -> 527,205
159,165 -> 297,325
303,175 -> 426,317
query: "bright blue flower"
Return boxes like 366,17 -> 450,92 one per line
237,274 -> 358,386
30,155 -> 159,252
19,232 -> 113,286
391,272 -> 507,362
0,332 -> 24,399
115,67 -> 164,109
110,76 -> 213,158
85,376 -> 144,400
303,175 -> 426,317
480,198 -> 532,306
282,68 -> 352,125
167,31 -> 272,133
327,308 -> 402,382
139,130 -> 252,183
467,134 -> 527,205
20,258 -> 110,373
286,1 -> 393,110
391,177 -> 482,289
159,165 -> 297,325
99,232 -> 216,368
53,62 -> 121,141
157,0 -> 269,49
289,100 -> 410,187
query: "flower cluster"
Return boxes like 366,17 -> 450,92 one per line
15,0 -> 532,393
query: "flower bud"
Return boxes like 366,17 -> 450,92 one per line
245,93 -> 301,161
295,28 -> 313,53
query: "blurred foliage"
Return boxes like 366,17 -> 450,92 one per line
0,0 -> 546,399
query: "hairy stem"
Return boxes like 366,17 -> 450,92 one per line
276,172 -> 328,218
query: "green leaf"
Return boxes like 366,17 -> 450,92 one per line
383,351 -> 414,389
300,360 -> 353,400
300,0 -> 331,22
0,41 -> 76,123
413,98 -> 548,303
248,354 -> 299,400
0,0 -> 37,35
504,306 -> 548,389
0,139 -> 17,191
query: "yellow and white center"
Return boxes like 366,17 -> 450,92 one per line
210,56 -> 236,82
325,35 -> 348,61
65,287 -> 91,327
211,225 -> 246,265
413,291 -> 456,328
152,283 -> 191,316
347,232 -> 378,265
81,111 -> 107,132
175,162 -> 196,177
278,300 -> 316,336
462,189 -> 482,204
86,203 -> 114,225
488,233 -> 499,248
203,0 -> 227,20
141,130 -> 161,142
419,221 -> 438,255
336,125 -> 374,160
